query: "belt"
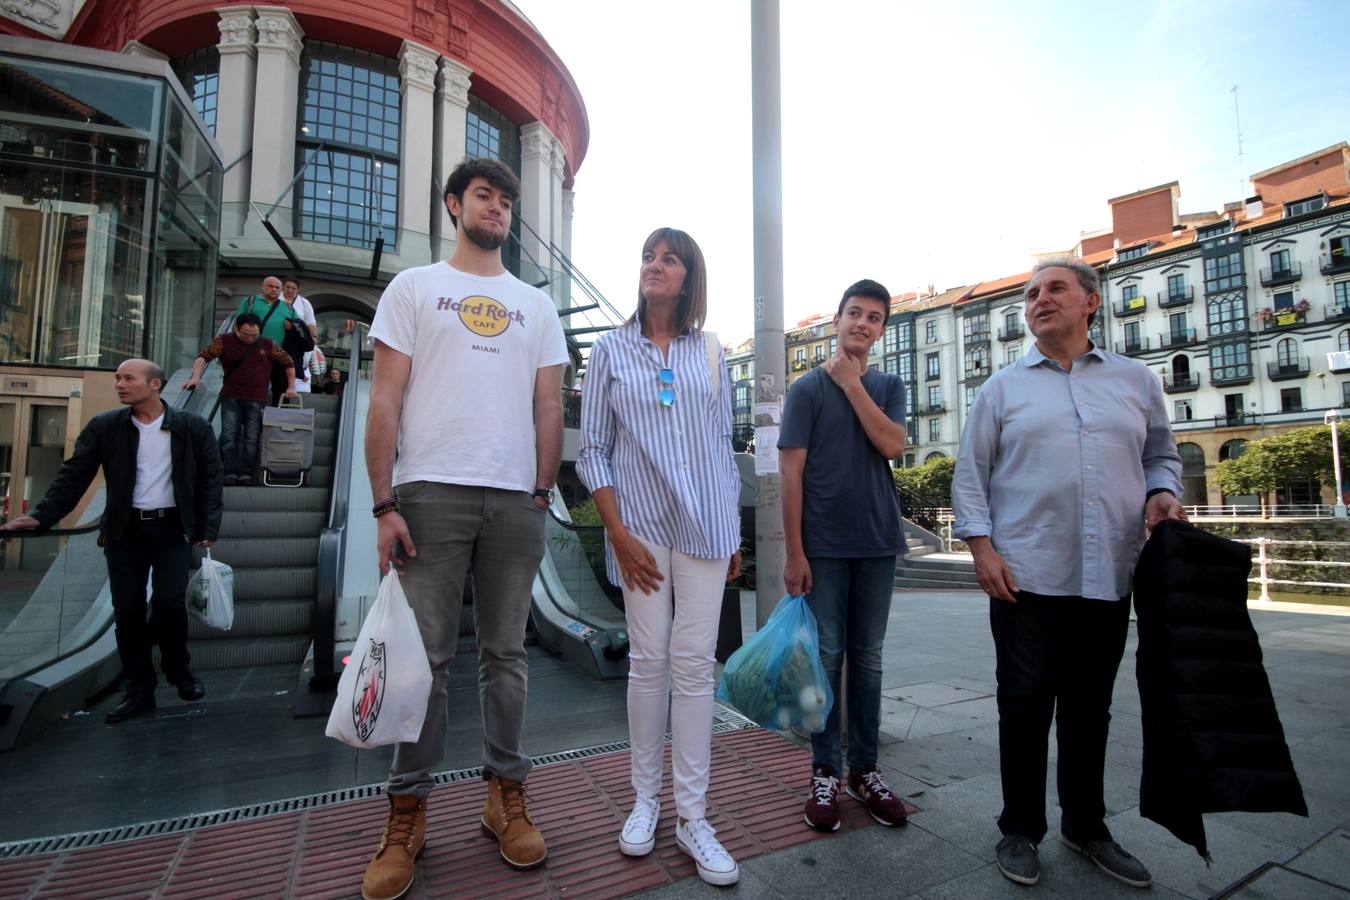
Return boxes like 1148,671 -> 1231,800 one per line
134,507 -> 177,520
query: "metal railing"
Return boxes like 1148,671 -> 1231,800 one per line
1183,503 -> 1331,519
1157,286 -> 1195,308
895,485 -> 944,535
1239,537 -> 1350,601
1258,262 -> 1302,286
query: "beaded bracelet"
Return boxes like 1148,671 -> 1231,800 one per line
372,496 -> 399,518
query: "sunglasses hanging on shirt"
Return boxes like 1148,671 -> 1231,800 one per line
657,368 -> 676,407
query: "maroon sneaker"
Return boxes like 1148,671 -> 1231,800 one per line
803,765 -> 841,832
846,765 -> 908,826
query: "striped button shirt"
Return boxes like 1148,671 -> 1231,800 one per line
576,322 -> 741,583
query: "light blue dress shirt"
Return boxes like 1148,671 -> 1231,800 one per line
952,342 -> 1182,601
576,323 -> 741,584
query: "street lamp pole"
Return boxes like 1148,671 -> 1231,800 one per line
1325,409 -> 1347,518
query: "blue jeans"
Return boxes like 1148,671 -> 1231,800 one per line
805,555 -> 896,775
219,396 -> 264,478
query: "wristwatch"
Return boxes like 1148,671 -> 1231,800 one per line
531,488 -> 553,503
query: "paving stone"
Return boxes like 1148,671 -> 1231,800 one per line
1282,828 -> 1350,888
918,857 -> 1192,899
883,681 -> 992,708
1224,864 -> 1350,899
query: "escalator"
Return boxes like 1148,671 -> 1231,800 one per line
0,340 -> 362,748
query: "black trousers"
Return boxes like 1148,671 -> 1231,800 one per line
990,590 -> 1130,844
103,512 -> 193,698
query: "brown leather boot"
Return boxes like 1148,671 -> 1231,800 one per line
480,774 -> 547,869
361,794 -> 427,900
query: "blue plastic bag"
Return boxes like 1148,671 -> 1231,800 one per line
716,594 -> 834,733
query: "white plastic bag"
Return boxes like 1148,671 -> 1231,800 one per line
325,572 -> 433,748
187,550 -> 234,630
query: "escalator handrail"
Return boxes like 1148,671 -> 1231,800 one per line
0,517 -> 103,540
546,506 -> 604,535
311,325 -> 365,690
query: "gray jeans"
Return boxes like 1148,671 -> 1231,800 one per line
386,482 -> 546,796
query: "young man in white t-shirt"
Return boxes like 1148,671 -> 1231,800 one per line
361,157 -> 567,900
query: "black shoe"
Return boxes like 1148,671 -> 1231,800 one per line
237,476 -> 257,487
1060,834 -> 1152,888
223,475 -> 239,486
106,694 -> 156,723
169,670 -> 206,701
995,834 -> 1041,886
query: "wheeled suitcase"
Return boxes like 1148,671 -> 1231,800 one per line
259,395 -> 315,487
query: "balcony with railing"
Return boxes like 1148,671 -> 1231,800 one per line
1157,286 -> 1195,309
962,364 -> 991,382
1112,296 -> 1148,318
1113,336 -> 1150,356
1158,328 -> 1198,349
996,323 -> 1024,341
791,358 -> 809,371
1214,411 -> 1258,428
1257,307 -> 1308,330
918,401 -> 946,415
1321,252 -> 1350,276
1326,300 -> 1350,323
1259,261 -> 1303,287
1162,372 -> 1201,393
1267,357 -> 1311,381
1211,363 -> 1254,386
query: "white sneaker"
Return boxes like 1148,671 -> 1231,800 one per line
675,817 -> 739,886
618,795 -> 660,856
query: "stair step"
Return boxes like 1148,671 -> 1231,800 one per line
312,445 -> 335,466
220,485 -> 328,511
168,635 -> 311,671
187,597 -> 313,639
218,510 -> 324,539
195,538 -> 319,569
296,394 -> 340,412
894,576 -> 982,589
907,545 -> 936,557
228,566 -> 316,600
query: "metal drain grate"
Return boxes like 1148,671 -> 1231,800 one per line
0,703 -> 756,859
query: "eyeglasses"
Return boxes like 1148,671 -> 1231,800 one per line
657,368 -> 676,407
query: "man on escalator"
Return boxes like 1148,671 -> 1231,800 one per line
1,359 -> 224,723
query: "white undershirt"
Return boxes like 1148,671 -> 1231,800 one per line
132,412 -> 176,509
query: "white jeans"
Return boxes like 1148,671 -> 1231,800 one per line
623,534 -> 730,820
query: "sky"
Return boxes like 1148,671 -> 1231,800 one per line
516,0 -> 1350,345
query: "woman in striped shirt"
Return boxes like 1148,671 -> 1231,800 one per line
577,228 -> 743,886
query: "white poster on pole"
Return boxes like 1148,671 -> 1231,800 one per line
754,426 -> 779,474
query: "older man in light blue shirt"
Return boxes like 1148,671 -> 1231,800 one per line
952,257 -> 1184,891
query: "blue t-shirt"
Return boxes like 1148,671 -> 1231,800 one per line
777,367 -> 906,558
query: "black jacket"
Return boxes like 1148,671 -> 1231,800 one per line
1133,520 -> 1307,859
32,403 -> 224,542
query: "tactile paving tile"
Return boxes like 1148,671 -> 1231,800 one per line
1,729 -> 915,898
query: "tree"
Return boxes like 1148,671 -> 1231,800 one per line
894,456 -> 955,505
1213,422 -> 1350,514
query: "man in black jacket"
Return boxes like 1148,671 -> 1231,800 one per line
1,359 -> 224,722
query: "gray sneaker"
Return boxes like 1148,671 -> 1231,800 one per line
1060,834 -> 1152,888
995,835 -> 1041,886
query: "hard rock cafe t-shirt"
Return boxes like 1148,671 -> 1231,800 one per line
369,262 -> 568,493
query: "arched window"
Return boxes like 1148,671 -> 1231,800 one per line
924,451 -> 946,463
1177,441 -> 1208,506
1170,354 -> 1190,378
1277,337 -> 1298,368
1219,439 -> 1247,462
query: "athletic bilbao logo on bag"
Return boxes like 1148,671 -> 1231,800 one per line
351,638 -> 387,741
436,295 -> 525,337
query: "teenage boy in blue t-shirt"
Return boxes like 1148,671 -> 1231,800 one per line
779,278 -> 909,831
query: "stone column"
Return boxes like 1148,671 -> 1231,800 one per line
561,189 -> 575,262
518,120 -> 558,282
397,40 -> 438,265
248,6 -> 304,226
435,56 -> 473,251
214,6 -> 256,233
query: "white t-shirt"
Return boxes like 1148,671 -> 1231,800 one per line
369,262 -> 569,492
132,413 -> 176,509
286,295 -> 316,329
